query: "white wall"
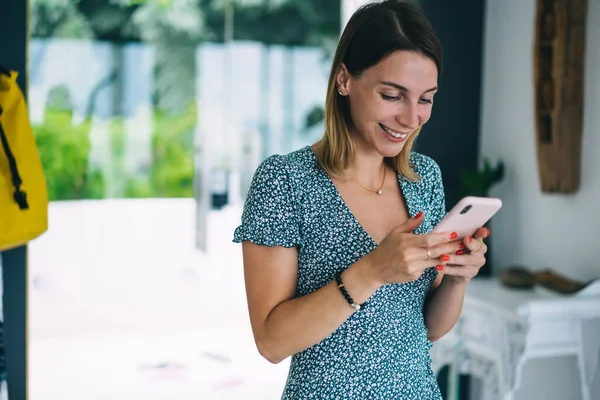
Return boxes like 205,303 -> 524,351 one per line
481,0 -> 600,283
480,0 -> 600,398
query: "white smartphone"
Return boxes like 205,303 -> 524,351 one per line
431,196 -> 502,239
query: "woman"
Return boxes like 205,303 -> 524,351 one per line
233,1 -> 490,398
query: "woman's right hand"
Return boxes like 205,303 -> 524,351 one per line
366,212 -> 462,285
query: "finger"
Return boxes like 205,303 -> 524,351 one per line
402,247 -> 442,267
474,227 -> 490,240
394,211 -> 426,233
411,230 -> 458,249
410,257 -> 441,270
404,240 -> 463,265
439,253 -> 485,267
427,240 -> 465,259
440,265 -> 479,278
464,236 -> 487,254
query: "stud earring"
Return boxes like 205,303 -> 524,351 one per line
338,90 -> 344,95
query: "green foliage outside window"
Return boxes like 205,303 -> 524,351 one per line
33,109 -> 104,200
125,104 -> 197,199
33,103 -> 196,201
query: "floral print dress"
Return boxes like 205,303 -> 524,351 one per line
233,145 -> 446,399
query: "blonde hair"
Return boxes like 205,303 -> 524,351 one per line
313,0 -> 442,182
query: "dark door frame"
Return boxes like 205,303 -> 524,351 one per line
418,1 -> 486,399
1,1 -> 29,400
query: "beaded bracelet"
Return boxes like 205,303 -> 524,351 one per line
335,272 -> 364,311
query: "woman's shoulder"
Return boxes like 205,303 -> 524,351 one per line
256,145 -> 316,180
234,148 -> 309,247
283,145 -> 316,172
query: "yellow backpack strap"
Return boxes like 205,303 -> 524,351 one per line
0,104 -> 29,210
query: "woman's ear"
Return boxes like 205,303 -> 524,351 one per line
336,63 -> 350,95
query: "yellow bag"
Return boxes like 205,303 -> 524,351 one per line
0,67 -> 48,251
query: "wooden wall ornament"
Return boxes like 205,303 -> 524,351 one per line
533,0 -> 587,193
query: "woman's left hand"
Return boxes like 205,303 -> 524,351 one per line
440,227 -> 490,283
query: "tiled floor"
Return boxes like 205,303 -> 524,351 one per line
28,199 -> 290,399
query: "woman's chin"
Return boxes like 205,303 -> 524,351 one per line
352,132 -> 409,158
377,142 -> 406,158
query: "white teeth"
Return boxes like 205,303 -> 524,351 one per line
382,125 -> 408,139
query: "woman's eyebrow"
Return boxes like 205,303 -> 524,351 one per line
380,81 -> 438,93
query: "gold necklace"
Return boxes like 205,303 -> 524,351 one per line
345,166 -> 387,195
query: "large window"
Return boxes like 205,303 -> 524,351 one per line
27,1 -> 339,398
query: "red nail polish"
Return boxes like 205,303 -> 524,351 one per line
436,265 -> 444,271
456,250 -> 464,255
441,254 -> 450,261
485,228 -> 491,236
468,237 -> 473,243
459,243 -> 465,249
450,232 -> 458,239
414,211 -> 424,219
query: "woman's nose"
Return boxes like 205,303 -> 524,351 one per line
396,102 -> 419,130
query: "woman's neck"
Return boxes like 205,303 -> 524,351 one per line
345,142 -> 387,187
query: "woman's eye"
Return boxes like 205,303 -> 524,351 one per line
380,93 -> 399,101
380,93 -> 433,104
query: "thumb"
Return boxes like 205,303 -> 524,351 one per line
395,211 -> 425,233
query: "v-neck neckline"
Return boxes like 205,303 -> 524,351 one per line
305,145 -> 419,247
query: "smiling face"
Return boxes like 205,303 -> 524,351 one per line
337,50 -> 439,158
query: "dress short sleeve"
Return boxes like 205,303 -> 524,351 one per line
233,155 -> 301,248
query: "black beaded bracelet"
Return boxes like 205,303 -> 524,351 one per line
335,272 -> 364,311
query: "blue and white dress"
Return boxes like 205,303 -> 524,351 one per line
234,145 -> 446,399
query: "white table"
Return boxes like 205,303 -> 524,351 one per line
431,277 -> 600,400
